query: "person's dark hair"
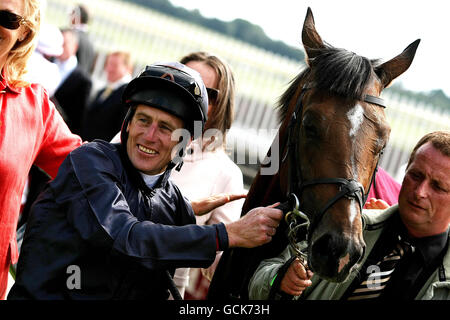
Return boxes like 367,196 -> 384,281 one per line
72,4 -> 90,25
407,131 -> 450,168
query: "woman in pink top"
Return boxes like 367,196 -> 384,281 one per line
364,167 -> 401,209
0,0 -> 82,298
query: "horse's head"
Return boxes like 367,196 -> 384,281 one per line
278,8 -> 419,282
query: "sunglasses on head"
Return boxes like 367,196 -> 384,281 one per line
0,10 -> 27,30
206,87 -> 219,104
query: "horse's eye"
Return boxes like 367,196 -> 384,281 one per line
303,122 -> 319,139
302,112 -> 321,140
373,139 -> 386,155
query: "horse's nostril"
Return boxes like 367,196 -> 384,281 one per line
312,234 -> 339,261
310,231 -> 365,280
309,234 -> 339,276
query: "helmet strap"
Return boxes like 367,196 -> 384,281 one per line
175,160 -> 184,172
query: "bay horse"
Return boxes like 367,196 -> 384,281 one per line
208,7 -> 419,300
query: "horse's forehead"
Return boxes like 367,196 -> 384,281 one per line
304,96 -> 389,139
346,104 -> 365,137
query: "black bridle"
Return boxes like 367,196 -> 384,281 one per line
281,85 -> 386,237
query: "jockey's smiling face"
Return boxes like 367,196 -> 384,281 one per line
126,104 -> 183,175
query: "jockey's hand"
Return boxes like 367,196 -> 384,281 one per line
280,258 -> 314,296
191,193 -> 247,216
225,203 -> 283,248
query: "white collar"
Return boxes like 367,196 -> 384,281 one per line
140,171 -> 164,188
56,55 -> 78,85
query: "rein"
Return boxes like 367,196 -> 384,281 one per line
280,86 -> 385,268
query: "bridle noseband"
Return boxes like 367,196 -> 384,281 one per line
282,85 -> 386,238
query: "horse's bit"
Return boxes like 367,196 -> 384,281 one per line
284,193 -> 309,268
282,85 -> 386,269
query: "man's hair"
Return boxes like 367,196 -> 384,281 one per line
4,0 -> 40,87
180,52 -> 235,149
106,51 -> 133,70
407,131 -> 450,168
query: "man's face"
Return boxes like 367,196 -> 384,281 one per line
126,105 -> 183,175
398,142 -> 450,237
59,31 -> 78,61
105,54 -> 129,83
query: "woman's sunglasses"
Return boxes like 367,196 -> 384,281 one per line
0,10 -> 27,30
206,87 -> 220,104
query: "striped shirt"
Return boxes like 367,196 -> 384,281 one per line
347,238 -> 412,300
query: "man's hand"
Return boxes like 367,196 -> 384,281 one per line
191,193 -> 247,216
280,258 -> 314,296
363,198 -> 390,210
225,203 -> 283,248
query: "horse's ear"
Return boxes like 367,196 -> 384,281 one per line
375,39 -> 421,88
302,7 -> 325,62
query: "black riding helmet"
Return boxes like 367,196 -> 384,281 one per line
120,62 -> 208,146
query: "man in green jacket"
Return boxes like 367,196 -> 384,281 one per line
249,131 -> 450,300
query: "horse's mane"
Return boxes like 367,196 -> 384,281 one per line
277,44 -> 380,122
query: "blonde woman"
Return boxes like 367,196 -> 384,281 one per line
0,0 -> 81,299
171,52 -> 245,299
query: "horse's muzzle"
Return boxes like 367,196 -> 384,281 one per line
308,231 -> 365,283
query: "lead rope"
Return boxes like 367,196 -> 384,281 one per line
268,194 -> 310,300
284,194 -> 310,269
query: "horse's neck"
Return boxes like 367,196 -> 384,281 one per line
242,171 -> 284,214
241,112 -> 294,215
